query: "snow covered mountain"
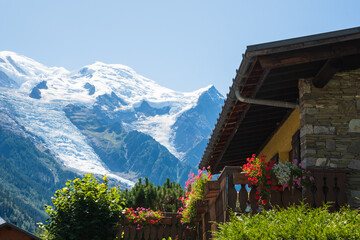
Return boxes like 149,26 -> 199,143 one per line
0,51 -> 224,187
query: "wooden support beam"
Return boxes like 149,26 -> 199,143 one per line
312,59 -> 342,88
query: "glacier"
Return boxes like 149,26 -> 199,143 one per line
0,51 -> 224,186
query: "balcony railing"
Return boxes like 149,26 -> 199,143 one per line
194,166 -> 348,240
117,212 -> 195,240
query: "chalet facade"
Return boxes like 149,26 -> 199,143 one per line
196,27 -> 360,239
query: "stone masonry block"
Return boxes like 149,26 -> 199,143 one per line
349,119 -> 360,133
326,139 -> 336,151
313,126 -> 336,134
315,158 -> 328,167
348,160 -> 360,170
300,124 -> 313,138
348,140 -> 360,154
302,158 -> 316,168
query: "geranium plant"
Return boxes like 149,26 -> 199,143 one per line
243,155 -> 315,205
178,167 -> 212,225
242,155 -> 277,204
124,207 -> 163,229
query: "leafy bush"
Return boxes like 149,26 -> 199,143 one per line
40,174 -> 124,240
214,204 -> 360,240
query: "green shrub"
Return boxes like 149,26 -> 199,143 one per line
121,177 -> 184,212
40,174 -> 124,240
214,203 -> 360,240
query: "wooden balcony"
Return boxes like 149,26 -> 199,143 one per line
195,166 -> 348,240
118,212 -> 195,240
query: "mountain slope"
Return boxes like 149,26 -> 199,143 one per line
0,51 -> 223,184
64,104 -> 195,185
171,86 -> 224,165
0,125 -> 77,232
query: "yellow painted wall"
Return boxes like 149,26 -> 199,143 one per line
258,109 -> 300,162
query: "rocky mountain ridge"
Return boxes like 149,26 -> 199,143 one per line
0,51 -> 224,186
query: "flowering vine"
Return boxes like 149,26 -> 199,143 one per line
178,167 -> 212,225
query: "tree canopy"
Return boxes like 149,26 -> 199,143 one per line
121,177 -> 184,212
40,174 -> 124,240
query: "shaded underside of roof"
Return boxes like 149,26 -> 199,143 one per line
200,27 -> 360,173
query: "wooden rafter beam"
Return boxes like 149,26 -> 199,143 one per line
211,67 -> 271,173
312,58 -> 342,88
258,39 -> 360,69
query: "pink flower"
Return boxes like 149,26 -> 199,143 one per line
310,176 -> 314,181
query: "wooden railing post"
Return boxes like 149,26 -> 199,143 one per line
308,169 -> 348,211
216,166 -> 242,220
227,172 -> 237,213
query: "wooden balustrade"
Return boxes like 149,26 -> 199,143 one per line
118,213 -> 195,240
195,166 -> 348,240
117,168 -> 348,240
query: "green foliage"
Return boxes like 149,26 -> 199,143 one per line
0,187 -> 38,232
40,174 -> 124,240
157,178 -> 185,212
121,178 -> 184,212
0,126 -> 77,233
214,203 -> 360,240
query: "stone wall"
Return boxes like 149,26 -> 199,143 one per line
299,68 -> 360,208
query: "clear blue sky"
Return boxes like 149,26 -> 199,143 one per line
1,0 -> 359,95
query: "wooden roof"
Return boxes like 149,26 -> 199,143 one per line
199,27 -> 360,173
0,218 -> 41,240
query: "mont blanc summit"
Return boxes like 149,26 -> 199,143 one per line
0,51 -> 224,186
